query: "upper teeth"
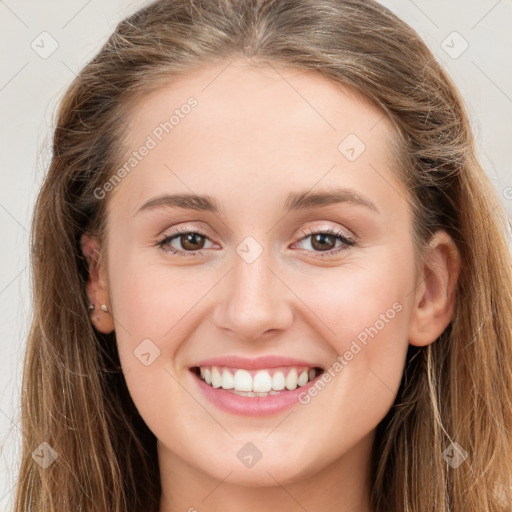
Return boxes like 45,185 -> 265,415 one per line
198,366 -> 318,392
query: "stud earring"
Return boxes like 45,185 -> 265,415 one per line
88,303 -> 110,313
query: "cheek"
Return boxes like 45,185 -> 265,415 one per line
107,238 -> 204,348
109,263 -> 202,435
298,258 -> 412,350
288,251 -> 415,403
279,265 -> 413,462
106,246 -> 233,426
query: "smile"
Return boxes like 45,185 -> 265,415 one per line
190,364 -> 325,416
193,365 -> 323,396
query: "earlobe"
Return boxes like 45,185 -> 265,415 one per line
81,234 -> 115,334
409,231 -> 461,347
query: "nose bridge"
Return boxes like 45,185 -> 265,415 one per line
213,243 -> 293,340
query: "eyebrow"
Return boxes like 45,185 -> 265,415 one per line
135,187 -> 378,215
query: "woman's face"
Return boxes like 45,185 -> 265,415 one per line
93,60 -> 441,493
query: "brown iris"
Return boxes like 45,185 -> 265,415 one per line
310,233 -> 336,251
180,232 -> 206,251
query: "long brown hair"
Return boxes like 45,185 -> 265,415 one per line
15,0 -> 512,510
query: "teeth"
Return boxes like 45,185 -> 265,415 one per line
272,371 -> 285,391
230,390 -> 281,397
285,368 -> 298,390
221,368 -> 234,389
211,367 -> 222,388
197,365 -> 320,393
297,370 -> 309,387
234,369 -> 252,391
253,370 -> 272,392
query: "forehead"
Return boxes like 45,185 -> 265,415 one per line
123,59 -> 393,146
109,59 -> 404,220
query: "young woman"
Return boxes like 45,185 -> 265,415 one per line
15,0 -> 512,511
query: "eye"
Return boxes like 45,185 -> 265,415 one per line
157,226 -> 217,256
291,226 -> 356,258
156,224 -> 356,258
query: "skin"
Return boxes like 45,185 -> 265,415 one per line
82,59 -> 460,512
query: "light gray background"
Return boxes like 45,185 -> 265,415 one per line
1,0 -> 511,509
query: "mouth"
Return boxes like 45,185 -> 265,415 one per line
190,365 -> 325,397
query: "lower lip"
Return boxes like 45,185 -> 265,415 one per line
191,369 -> 323,417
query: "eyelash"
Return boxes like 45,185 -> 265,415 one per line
156,225 -> 356,259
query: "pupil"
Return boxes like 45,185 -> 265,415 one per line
182,233 -> 204,250
313,234 -> 334,251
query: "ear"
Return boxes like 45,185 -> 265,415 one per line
408,230 -> 461,347
81,233 -> 115,334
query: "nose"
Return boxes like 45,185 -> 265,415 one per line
212,250 -> 294,342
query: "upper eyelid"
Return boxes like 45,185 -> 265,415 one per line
296,224 -> 354,240
159,223 -> 355,249
160,222 -> 353,240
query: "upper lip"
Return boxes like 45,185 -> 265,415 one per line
191,355 -> 323,371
